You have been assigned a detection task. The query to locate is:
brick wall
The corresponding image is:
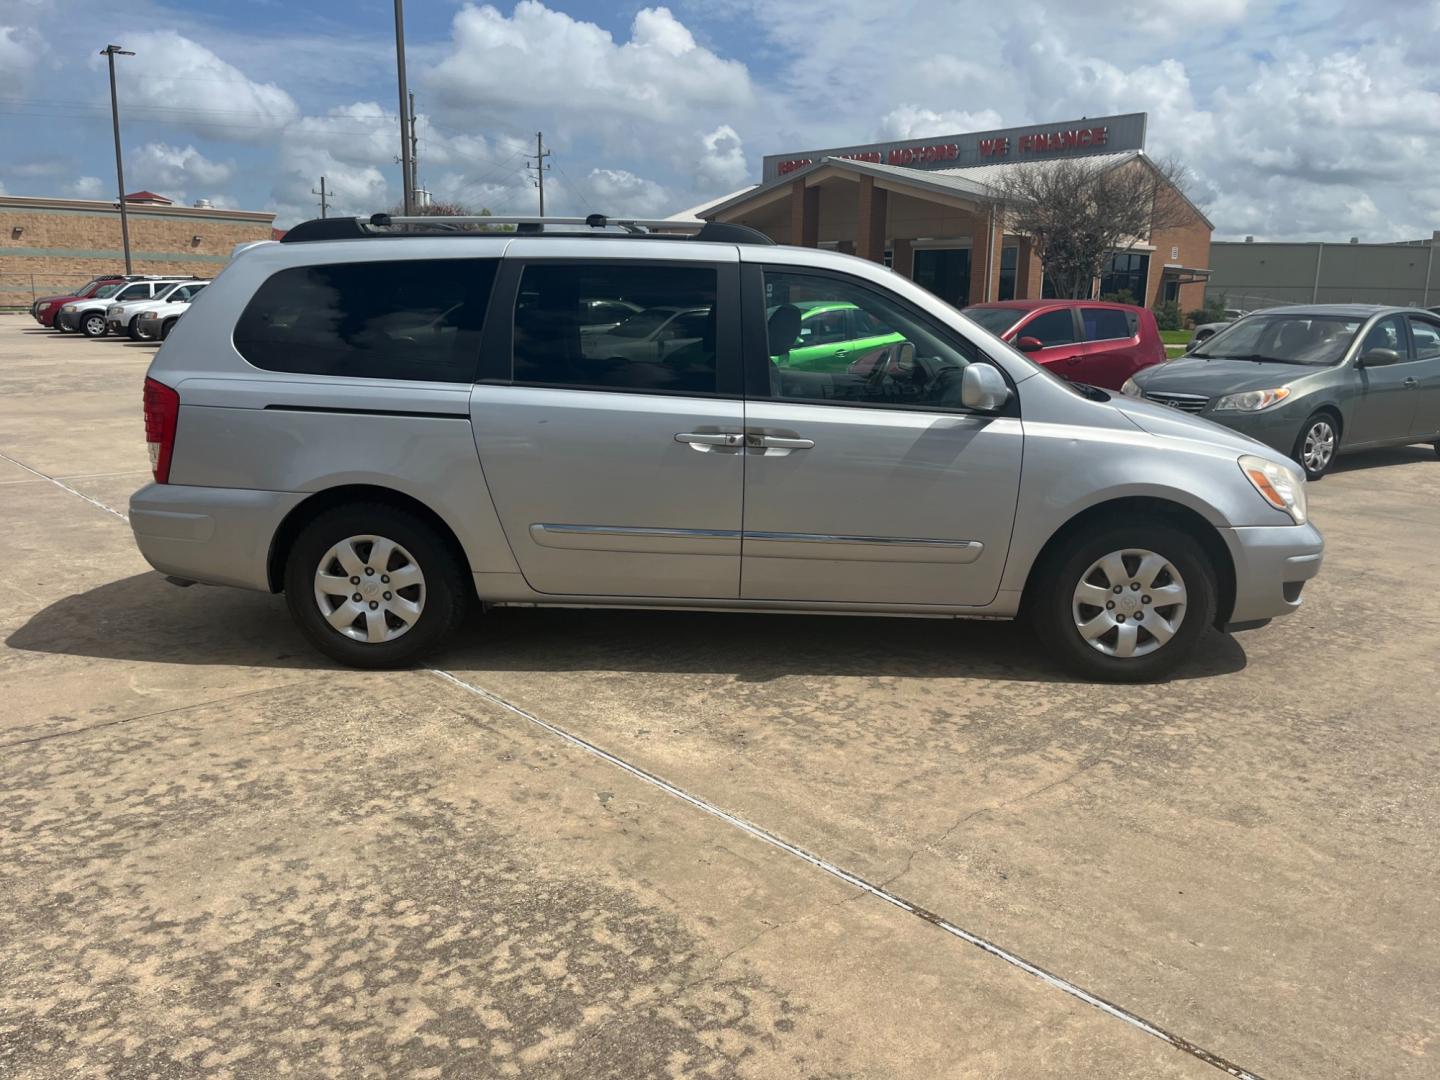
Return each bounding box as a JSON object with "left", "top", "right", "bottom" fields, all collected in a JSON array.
[
  {"left": 1147, "top": 201, "right": 1213, "bottom": 314},
  {"left": 1, "top": 196, "right": 274, "bottom": 308}
]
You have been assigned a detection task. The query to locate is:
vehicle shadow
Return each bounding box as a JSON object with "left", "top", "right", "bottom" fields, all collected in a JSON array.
[
  {"left": 1329, "top": 444, "right": 1436, "bottom": 474},
  {"left": 7, "top": 571, "right": 1248, "bottom": 684}
]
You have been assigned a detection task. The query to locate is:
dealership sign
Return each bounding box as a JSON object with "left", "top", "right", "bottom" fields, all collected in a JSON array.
[{"left": 762, "top": 113, "right": 1145, "bottom": 182}]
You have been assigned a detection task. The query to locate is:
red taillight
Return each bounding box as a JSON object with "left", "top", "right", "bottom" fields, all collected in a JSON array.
[{"left": 143, "top": 377, "right": 180, "bottom": 483}]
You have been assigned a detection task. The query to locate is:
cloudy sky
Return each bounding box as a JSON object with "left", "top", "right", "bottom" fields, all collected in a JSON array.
[{"left": 1, "top": 0, "right": 1437, "bottom": 238}]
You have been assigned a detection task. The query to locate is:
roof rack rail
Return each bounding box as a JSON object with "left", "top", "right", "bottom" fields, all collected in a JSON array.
[{"left": 280, "top": 213, "right": 774, "bottom": 246}]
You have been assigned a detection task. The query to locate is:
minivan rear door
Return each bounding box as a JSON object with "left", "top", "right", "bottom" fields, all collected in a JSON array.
[{"left": 470, "top": 243, "right": 744, "bottom": 598}]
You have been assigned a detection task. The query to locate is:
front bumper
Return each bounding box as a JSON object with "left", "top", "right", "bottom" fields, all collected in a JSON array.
[
  {"left": 107, "top": 319, "right": 126, "bottom": 335},
  {"left": 130, "top": 483, "right": 307, "bottom": 592},
  {"left": 1220, "top": 521, "right": 1324, "bottom": 624}
]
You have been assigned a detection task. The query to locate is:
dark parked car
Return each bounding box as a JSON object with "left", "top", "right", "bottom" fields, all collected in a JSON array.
[
  {"left": 963, "top": 299, "right": 1167, "bottom": 390},
  {"left": 1123, "top": 304, "right": 1440, "bottom": 479}
]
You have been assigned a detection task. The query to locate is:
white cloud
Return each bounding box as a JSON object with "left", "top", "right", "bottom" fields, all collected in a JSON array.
[
  {"left": 428, "top": 2, "right": 752, "bottom": 121},
  {"left": 0, "top": 25, "right": 42, "bottom": 96},
  {"left": 579, "top": 168, "right": 672, "bottom": 217},
  {"left": 879, "top": 106, "right": 1005, "bottom": 140},
  {"left": 114, "top": 31, "right": 299, "bottom": 141},
  {"left": 697, "top": 125, "right": 748, "bottom": 189},
  {"left": 65, "top": 176, "right": 104, "bottom": 198},
  {"left": 130, "top": 144, "right": 234, "bottom": 193}
]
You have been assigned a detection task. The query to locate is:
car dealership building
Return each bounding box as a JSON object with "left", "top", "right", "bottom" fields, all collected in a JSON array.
[{"left": 692, "top": 112, "right": 1213, "bottom": 312}]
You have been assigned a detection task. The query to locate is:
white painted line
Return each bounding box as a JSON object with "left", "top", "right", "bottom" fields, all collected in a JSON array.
[
  {"left": 430, "top": 668, "right": 1268, "bottom": 1080},
  {"left": 0, "top": 450, "right": 130, "bottom": 521}
]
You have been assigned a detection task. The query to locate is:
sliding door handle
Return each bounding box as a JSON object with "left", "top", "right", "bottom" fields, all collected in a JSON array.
[{"left": 676, "top": 431, "right": 742, "bottom": 452}]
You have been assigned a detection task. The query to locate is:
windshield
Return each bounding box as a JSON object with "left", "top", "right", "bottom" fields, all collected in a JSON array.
[
  {"left": 1192, "top": 314, "right": 1362, "bottom": 365},
  {"left": 93, "top": 284, "right": 123, "bottom": 298},
  {"left": 962, "top": 306, "right": 1022, "bottom": 336}
]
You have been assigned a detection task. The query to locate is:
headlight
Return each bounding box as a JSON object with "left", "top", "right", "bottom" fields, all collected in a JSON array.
[
  {"left": 61, "top": 304, "right": 75, "bottom": 313},
  {"left": 1120, "top": 378, "right": 1141, "bottom": 397},
  {"left": 1239, "top": 454, "right": 1307, "bottom": 524},
  {"left": 1214, "top": 387, "right": 1291, "bottom": 412},
  {"left": 38, "top": 302, "right": 51, "bottom": 312}
]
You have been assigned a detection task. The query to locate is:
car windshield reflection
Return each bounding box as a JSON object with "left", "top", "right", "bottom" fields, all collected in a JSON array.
[{"left": 1192, "top": 314, "right": 1362, "bottom": 365}]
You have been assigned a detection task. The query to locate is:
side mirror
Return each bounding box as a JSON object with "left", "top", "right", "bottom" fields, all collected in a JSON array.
[
  {"left": 961, "top": 364, "right": 1011, "bottom": 412},
  {"left": 1359, "top": 347, "right": 1400, "bottom": 368},
  {"left": 1015, "top": 335, "right": 1043, "bottom": 353}
]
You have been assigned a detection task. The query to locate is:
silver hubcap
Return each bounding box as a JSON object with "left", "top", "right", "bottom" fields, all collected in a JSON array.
[
  {"left": 313, "top": 534, "right": 426, "bottom": 644},
  {"left": 1302, "top": 421, "right": 1335, "bottom": 472},
  {"left": 1072, "top": 548, "right": 1187, "bottom": 659},
  {"left": 85, "top": 315, "right": 103, "bottom": 334}
]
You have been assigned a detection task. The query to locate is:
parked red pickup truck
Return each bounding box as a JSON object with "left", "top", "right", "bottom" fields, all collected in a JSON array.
[{"left": 962, "top": 299, "right": 1168, "bottom": 390}]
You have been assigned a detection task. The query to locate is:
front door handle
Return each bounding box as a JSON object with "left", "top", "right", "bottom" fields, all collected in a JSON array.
[
  {"left": 676, "top": 432, "right": 742, "bottom": 453},
  {"left": 1404, "top": 377, "right": 1419, "bottom": 388}
]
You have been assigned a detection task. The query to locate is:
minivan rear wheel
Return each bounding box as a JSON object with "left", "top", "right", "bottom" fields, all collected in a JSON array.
[
  {"left": 284, "top": 504, "right": 468, "bottom": 668},
  {"left": 1031, "top": 522, "right": 1217, "bottom": 683}
]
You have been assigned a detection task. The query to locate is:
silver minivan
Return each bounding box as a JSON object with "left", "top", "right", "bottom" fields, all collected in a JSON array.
[{"left": 130, "top": 215, "right": 1323, "bottom": 681}]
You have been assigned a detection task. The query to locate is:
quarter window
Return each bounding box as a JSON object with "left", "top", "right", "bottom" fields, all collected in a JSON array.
[
  {"left": 116, "top": 283, "right": 149, "bottom": 300},
  {"left": 512, "top": 264, "right": 718, "bottom": 394},
  {"left": 1022, "top": 309, "right": 1077, "bottom": 347},
  {"left": 233, "top": 259, "right": 496, "bottom": 382},
  {"left": 1407, "top": 317, "right": 1440, "bottom": 360},
  {"left": 1081, "top": 307, "right": 1133, "bottom": 342},
  {"left": 762, "top": 271, "right": 983, "bottom": 410}
]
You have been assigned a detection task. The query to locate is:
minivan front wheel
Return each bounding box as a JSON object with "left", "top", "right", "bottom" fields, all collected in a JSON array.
[
  {"left": 80, "top": 312, "right": 107, "bottom": 337},
  {"left": 284, "top": 504, "right": 468, "bottom": 668},
  {"left": 1033, "top": 523, "right": 1217, "bottom": 682}
]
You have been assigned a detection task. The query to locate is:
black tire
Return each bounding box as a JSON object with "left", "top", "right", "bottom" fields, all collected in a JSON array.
[
  {"left": 284, "top": 503, "right": 469, "bottom": 669},
  {"left": 54, "top": 319, "right": 73, "bottom": 333},
  {"left": 80, "top": 311, "right": 107, "bottom": 337},
  {"left": 160, "top": 318, "right": 177, "bottom": 340},
  {"left": 1292, "top": 411, "right": 1340, "bottom": 481},
  {"left": 1030, "top": 521, "right": 1218, "bottom": 683},
  {"left": 127, "top": 317, "right": 149, "bottom": 341}
]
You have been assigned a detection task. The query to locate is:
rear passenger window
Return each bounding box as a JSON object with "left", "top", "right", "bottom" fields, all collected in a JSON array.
[
  {"left": 1024, "top": 309, "right": 1076, "bottom": 347},
  {"left": 513, "top": 264, "right": 718, "bottom": 394},
  {"left": 1082, "top": 308, "right": 1133, "bottom": 341},
  {"left": 1408, "top": 317, "right": 1440, "bottom": 360},
  {"left": 233, "top": 259, "right": 497, "bottom": 383}
]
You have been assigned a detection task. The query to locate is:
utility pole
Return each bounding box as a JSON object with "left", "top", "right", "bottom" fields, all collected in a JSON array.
[
  {"left": 408, "top": 91, "right": 420, "bottom": 204},
  {"left": 311, "top": 176, "right": 330, "bottom": 218},
  {"left": 392, "top": 0, "right": 414, "bottom": 215},
  {"left": 527, "top": 132, "right": 551, "bottom": 215},
  {"left": 100, "top": 44, "right": 135, "bottom": 274}
]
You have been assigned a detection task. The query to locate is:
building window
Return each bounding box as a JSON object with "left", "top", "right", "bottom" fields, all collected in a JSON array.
[
  {"left": 997, "top": 246, "right": 1019, "bottom": 301},
  {"left": 1099, "top": 252, "right": 1149, "bottom": 305}
]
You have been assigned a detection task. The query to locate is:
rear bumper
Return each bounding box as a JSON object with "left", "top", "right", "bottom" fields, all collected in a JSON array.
[
  {"left": 129, "top": 483, "right": 306, "bottom": 592},
  {"left": 1220, "top": 521, "right": 1324, "bottom": 624}
]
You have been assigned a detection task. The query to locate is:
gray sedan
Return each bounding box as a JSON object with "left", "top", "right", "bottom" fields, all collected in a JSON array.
[{"left": 1123, "top": 304, "right": 1440, "bottom": 479}]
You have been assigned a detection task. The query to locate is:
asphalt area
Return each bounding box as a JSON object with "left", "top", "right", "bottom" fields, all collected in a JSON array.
[{"left": 1, "top": 316, "right": 1436, "bottom": 1078}]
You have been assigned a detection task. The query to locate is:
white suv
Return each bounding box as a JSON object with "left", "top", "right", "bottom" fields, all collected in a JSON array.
[
  {"left": 60, "top": 279, "right": 186, "bottom": 337},
  {"left": 108, "top": 280, "right": 209, "bottom": 340}
]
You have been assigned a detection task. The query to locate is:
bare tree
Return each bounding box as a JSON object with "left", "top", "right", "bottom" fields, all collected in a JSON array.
[
  {"left": 383, "top": 200, "right": 511, "bottom": 231},
  {"left": 993, "top": 156, "right": 1196, "bottom": 300}
]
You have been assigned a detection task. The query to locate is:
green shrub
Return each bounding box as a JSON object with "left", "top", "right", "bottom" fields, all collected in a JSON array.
[{"left": 1152, "top": 301, "right": 1182, "bottom": 331}]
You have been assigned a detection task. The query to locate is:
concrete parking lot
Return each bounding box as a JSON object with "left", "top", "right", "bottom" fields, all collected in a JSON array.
[{"left": 1, "top": 315, "right": 1436, "bottom": 1079}]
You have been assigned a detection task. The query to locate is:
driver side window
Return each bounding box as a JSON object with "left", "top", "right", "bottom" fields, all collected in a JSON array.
[{"left": 763, "top": 270, "right": 980, "bottom": 409}]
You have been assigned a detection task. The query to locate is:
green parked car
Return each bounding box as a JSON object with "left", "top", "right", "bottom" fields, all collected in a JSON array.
[{"left": 769, "top": 300, "right": 906, "bottom": 371}]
